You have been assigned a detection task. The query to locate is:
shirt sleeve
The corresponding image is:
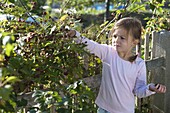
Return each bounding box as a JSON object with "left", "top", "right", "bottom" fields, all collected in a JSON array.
[
  {"left": 133, "top": 61, "right": 156, "bottom": 98},
  {"left": 74, "top": 31, "right": 110, "bottom": 61}
]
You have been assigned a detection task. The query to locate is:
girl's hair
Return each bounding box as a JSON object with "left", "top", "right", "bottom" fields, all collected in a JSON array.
[{"left": 109, "top": 17, "right": 142, "bottom": 62}]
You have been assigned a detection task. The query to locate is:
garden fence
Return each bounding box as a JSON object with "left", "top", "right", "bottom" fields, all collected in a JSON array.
[{"left": 144, "top": 30, "right": 170, "bottom": 113}]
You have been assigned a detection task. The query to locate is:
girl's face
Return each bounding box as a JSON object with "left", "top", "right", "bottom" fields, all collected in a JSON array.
[{"left": 112, "top": 28, "right": 138, "bottom": 56}]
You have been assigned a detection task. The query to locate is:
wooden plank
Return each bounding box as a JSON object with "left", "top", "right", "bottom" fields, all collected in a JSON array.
[
  {"left": 151, "top": 31, "right": 157, "bottom": 59},
  {"left": 163, "top": 31, "right": 170, "bottom": 113},
  {"left": 152, "top": 105, "right": 165, "bottom": 113},
  {"left": 139, "top": 34, "right": 150, "bottom": 112},
  {"left": 145, "top": 57, "right": 165, "bottom": 70},
  {"left": 144, "top": 33, "right": 150, "bottom": 60}
]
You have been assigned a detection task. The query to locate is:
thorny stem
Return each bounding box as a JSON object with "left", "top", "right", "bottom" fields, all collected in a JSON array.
[
  {"left": 60, "top": 0, "right": 70, "bottom": 15},
  {"left": 96, "top": 17, "right": 116, "bottom": 39}
]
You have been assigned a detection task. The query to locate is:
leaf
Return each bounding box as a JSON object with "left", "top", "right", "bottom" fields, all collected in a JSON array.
[
  {"left": 57, "top": 108, "right": 70, "bottom": 113},
  {"left": 0, "top": 54, "right": 4, "bottom": 62},
  {"left": 45, "top": 41, "right": 52, "bottom": 47},
  {"left": 3, "top": 76, "right": 20, "bottom": 85},
  {"left": 5, "top": 43, "right": 13, "bottom": 56},
  {"left": 156, "top": 0, "right": 162, "bottom": 3},
  {"left": 0, "top": 87, "right": 11, "bottom": 100},
  {"left": 70, "top": 89, "right": 77, "bottom": 94},
  {"left": 60, "top": 15, "right": 68, "bottom": 21},
  {"left": 32, "top": 90, "right": 44, "bottom": 98},
  {"left": 157, "top": 7, "right": 163, "bottom": 13},
  {"left": 149, "top": 3, "right": 156, "bottom": 11},
  {"left": 50, "top": 26, "right": 56, "bottom": 34},
  {"left": 96, "top": 57, "right": 101, "bottom": 64},
  {"left": 100, "top": 21, "right": 109, "bottom": 28},
  {"left": 9, "top": 0, "right": 15, "bottom": 3},
  {"left": 1, "top": 100, "right": 15, "bottom": 112},
  {"left": 17, "top": 98, "right": 28, "bottom": 107}
]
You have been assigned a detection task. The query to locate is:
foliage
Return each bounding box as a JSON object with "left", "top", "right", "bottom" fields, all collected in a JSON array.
[
  {"left": 0, "top": 0, "right": 100, "bottom": 112},
  {"left": 144, "top": 0, "right": 170, "bottom": 32},
  {"left": 29, "top": 80, "right": 96, "bottom": 113},
  {"left": 0, "top": 0, "right": 169, "bottom": 112}
]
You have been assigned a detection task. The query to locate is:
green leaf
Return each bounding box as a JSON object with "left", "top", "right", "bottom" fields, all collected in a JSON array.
[
  {"left": 5, "top": 43, "right": 13, "bottom": 56},
  {"left": 57, "top": 108, "right": 70, "bottom": 113},
  {"left": 156, "top": 0, "right": 162, "bottom": 3},
  {"left": 100, "top": 21, "right": 109, "bottom": 28},
  {"left": 17, "top": 98, "right": 28, "bottom": 107},
  {"left": 70, "top": 89, "right": 77, "bottom": 94},
  {"left": 3, "top": 76, "right": 20, "bottom": 85},
  {"left": 9, "top": 0, "right": 15, "bottom": 3},
  {"left": 157, "top": 7, "right": 163, "bottom": 13},
  {"left": 3, "top": 101, "right": 15, "bottom": 112},
  {"left": 45, "top": 41, "right": 53, "bottom": 47},
  {"left": 2, "top": 32, "right": 11, "bottom": 37},
  {"left": 149, "top": 3, "right": 156, "bottom": 11},
  {"left": 0, "top": 87, "right": 11, "bottom": 100},
  {"left": 32, "top": 90, "right": 44, "bottom": 98},
  {"left": 60, "top": 15, "right": 68, "bottom": 21}
]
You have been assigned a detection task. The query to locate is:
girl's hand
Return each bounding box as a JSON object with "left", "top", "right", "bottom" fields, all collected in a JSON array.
[
  {"left": 60, "top": 26, "right": 76, "bottom": 38},
  {"left": 149, "top": 83, "right": 166, "bottom": 93},
  {"left": 66, "top": 30, "right": 76, "bottom": 38}
]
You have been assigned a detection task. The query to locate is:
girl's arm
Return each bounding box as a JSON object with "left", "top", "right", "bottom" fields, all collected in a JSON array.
[{"left": 67, "top": 30, "right": 110, "bottom": 61}]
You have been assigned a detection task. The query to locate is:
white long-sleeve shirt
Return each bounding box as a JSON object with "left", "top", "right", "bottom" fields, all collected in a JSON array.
[{"left": 75, "top": 32, "right": 155, "bottom": 113}]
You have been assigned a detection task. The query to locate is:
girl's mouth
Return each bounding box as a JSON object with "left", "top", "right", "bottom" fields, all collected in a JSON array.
[{"left": 114, "top": 44, "right": 120, "bottom": 47}]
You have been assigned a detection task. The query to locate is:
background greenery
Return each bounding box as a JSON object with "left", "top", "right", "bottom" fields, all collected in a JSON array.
[{"left": 0, "top": 0, "right": 169, "bottom": 112}]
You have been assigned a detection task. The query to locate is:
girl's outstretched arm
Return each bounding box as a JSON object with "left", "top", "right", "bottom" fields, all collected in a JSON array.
[{"left": 66, "top": 29, "right": 112, "bottom": 61}]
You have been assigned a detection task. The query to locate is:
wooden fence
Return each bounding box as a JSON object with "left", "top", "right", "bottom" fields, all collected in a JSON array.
[
  {"left": 145, "top": 30, "right": 170, "bottom": 113},
  {"left": 84, "top": 30, "right": 170, "bottom": 113}
]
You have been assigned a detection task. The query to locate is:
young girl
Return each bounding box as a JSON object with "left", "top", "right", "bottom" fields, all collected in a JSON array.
[{"left": 67, "top": 17, "right": 166, "bottom": 113}]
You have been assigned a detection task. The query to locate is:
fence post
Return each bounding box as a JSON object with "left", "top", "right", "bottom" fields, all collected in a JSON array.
[
  {"left": 151, "top": 31, "right": 157, "bottom": 59},
  {"left": 144, "top": 33, "right": 150, "bottom": 60},
  {"left": 150, "top": 31, "right": 165, "bottom": 113},
  {"left": 150, "top": 30, "right": 170, "bottom": 113},
  {"left": 161, "top": 31, "right": 170, "bottom": 113}
]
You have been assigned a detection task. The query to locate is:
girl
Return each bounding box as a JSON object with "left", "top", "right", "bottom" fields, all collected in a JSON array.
[{"left": 67, "top": 17, "right": 166, "bottom": 113}]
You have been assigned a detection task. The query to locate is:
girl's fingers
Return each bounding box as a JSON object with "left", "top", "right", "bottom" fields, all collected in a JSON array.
[
  {"left": 155, "top": 84, "right": 160, "bottom": 89},
  {"left": 66, "top": 30, "right": 76, "bottom": 38},
  {"left": 161, "top": 85, "right": 166, "bottom": 93},
  {"left": 156, "top": 84, "right": 166, "bottom": 93}
]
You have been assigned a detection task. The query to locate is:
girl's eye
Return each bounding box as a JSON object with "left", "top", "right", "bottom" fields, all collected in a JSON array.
[
  {"left": 113, "top": 35, "right": 125, "bottom": 40},
  {"left": 113, "top": 35, "right": 117, "bottom": 38},
  {"left": 120, "top": 36, "right": 125, "bottom": 39}
]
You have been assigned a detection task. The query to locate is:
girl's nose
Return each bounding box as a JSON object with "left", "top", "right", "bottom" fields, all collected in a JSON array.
[
  {"left": 113, "top": 36, "right": 119, "bottom": 43},
  {"left": 112, "top": 36, "right": 119, "bottom": 45}
]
